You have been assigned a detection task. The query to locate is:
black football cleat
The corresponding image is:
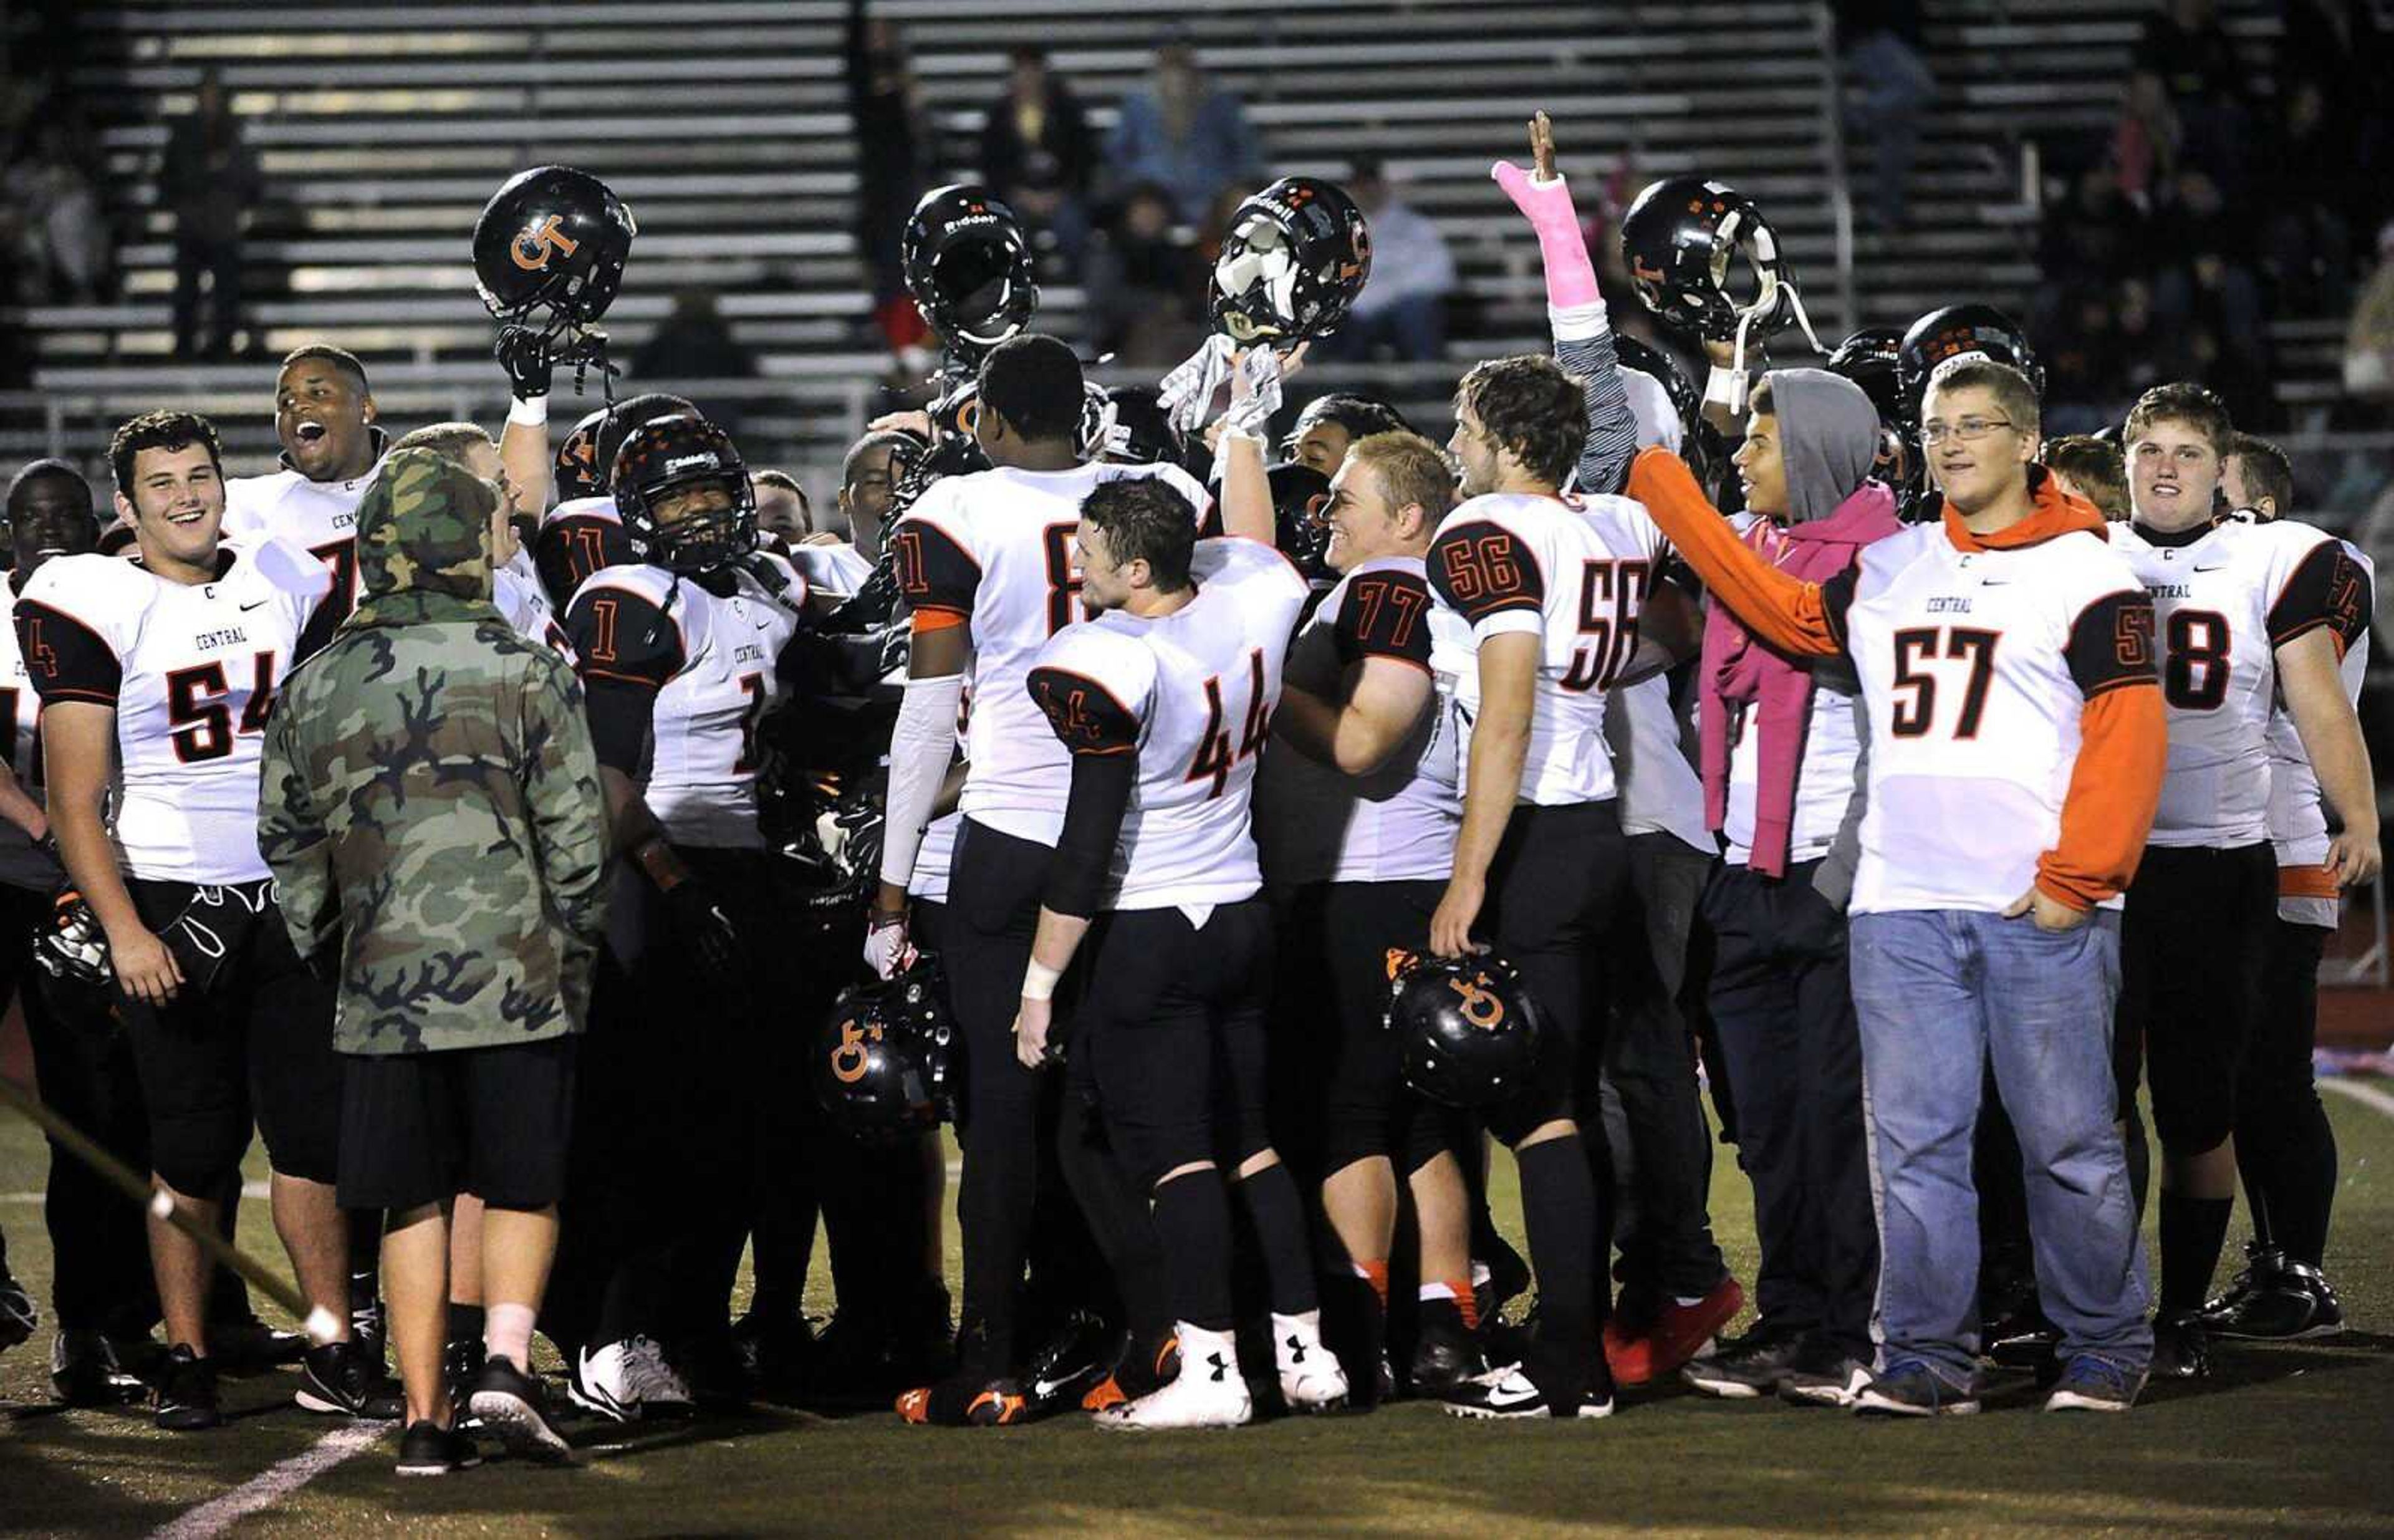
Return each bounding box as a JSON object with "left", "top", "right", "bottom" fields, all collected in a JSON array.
[
  {"left": 154, "top": 1344, "right": 224, "bottom": 1431},
  {"left": 466, "top": 1355, "right": 572, "bottom": 1465},
  {"left": 895, "top": 1373, "right": 1031, "bottom": 1427},
  {"left": 2151, "top": 1313, "right": 2213, "bottom": 1380},
  {"left": 1408, "top": 1314, "right": 1488, "bottom": 1396},
  {"left": 394, "top": 1419, "right": 483, "bottom": 1477},
  {"left": 206, "top": 1311, "right": 306, "bottom": 1370},
  {"left": 297, "top": 1340, "right": 405, "bottom": 1419},
  {"left": 51, "top": 1329, "right": 146, "bottom": 1407},
  {"left": 2198, "top": 1257, "right": 2344, "bottom": 1340},
  {"left": 1024, "top": 1309, "right": 1113, "bottom": 1414}
]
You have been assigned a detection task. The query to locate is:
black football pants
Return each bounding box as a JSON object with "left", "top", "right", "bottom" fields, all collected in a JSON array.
[
  {"left": 1594, "top": 832, "right": 1731, "bottom": 1316},
  {"left": 2236, "top": 918, "right": 2339, "bottom": 1266}
]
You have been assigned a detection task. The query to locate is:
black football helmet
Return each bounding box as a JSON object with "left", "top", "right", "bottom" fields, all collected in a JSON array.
[
  {"left": 554, "top": 403, "right": 614, "bottom": 501},
  {"left": 1613, "top": 334, "right": 1729, "bottom": 498},
  {"left": 1824, "top": 326, "right": 1915, "bottom": 487},
  {"left": 473, "top": 166, "right": 637, "bottom": 344},
  {"left": 813, "top": 957, "right": 959, "bottom": 1144},
  {"left": 1620, "top": 176, "right": 1799, "bottom": 345},
  {"left": 1094, "top": 384, "right": 1190, "bottom": 468},
  {"left": 610, "top": 415, "right": 757, "bottom": 573},
  {"left": 1267, "top": 461, "right": 1335, "bottom": 583},
  {"left": 1384, "top": 949, "right": 1543, "bottom": 1109},
  {"left": 1897, "top": 304, "right": 2044, "bottom": 421},
  {"left": 903, "top": 185, "right": 1040, "bottom": 363},
  {"left": 1210, "top": 177, "right": 1373, "bottom": 345}
]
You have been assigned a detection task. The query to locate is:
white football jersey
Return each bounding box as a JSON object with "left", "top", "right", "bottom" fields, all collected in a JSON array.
[
  {"left": 787, "top": 541, "right": 875, "bottom": 597},
  {"left": 494, "top": 549, "right": 570, "bottom": 657},
  {"left": 0, "top": 574, "right": 39, "bottom": 790},
  {"left": 564, "top": 554, "right": 807, "bottom": 850},
  {"left": 1427, "top": 491, "right": 1673, "bottom": 806},
  {"left": 1834, "top": 521, "right": 2155, "bottom": 914},
  {"left": 909, "top": 810, "right": 962, "bottom": 905},
  {"left": 16, "top": 539, "right": 331, "bottom": 883},
  {"left": 1028, "top": 538, "right": 1310, "bottom": 911},
  {"left": 892, "top": 459, "right": 1213, "bottom": 848},
  {"left": 1605, "top": 673, "right": 1711, "bottom": 852},
  {"left": 2113, "top": 517, "right": 2361, "bottom": 848},
  {"left": 223, "top": 445, "right": 388, "bottom": 622},
  {"left": 1723, "top": 681, "right": 1866, "bottom": 869},
  {"left": 1254, "top": 555, "right": 1470, "bottom": 886},
  {"left": 2265, "top": 539, "right": 2373, "bottom": 924}
]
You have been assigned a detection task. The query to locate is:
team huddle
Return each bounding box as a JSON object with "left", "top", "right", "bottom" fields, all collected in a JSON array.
[{"left": 0, "top": 112, "right": 2376, "bottom": 1474}]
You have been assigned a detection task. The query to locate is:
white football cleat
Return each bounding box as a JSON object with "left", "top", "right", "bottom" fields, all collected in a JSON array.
[
  {"left": 1272, "top": 1311, "right": 1349, "bottom": 1414},
  {"left": 570, "top": 1341, "right": 640, "bottom": 1423},
  {"left": 1095, "top": 1324, "right": 1251, "bottom": 1431}
]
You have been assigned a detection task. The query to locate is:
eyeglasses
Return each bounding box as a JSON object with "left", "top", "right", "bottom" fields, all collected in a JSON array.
[{"left": 1920, "top": 416, "right": 2016, "bottom": 447}]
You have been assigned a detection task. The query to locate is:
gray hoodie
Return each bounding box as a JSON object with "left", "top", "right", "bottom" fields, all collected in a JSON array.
[{"left": 1764, "top": 367, "right": 1880, "bottom": 524}]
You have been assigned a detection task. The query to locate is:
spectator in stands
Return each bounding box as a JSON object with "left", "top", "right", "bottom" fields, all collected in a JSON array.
[
  {"left": 2041, "top": 166, "right": 2145, "bottom": 292},
  {"left": 1833, "top": 0, "right": 1933, "bottom": 232},
  {"left": 6, "top": 120, "right": 112, "bottom": 303},
  {"left": 2343, "top": 221, "right": 2394, "bottom": 401},
  {"left": 1105, "top": 32, "right": 1264, "bottom": 227},
  {"left": 2151, "top": 170, "right": 2266, "bottom": 382},
  {"left": 846, "top": 0, "right": 933, "bottom": 357},
  {"left": 161, "top": 67, "right": 259, "bottom": 360},
  {"left": 1317, "top": 157, "right": 1454, "bottom": 363},
  {"left": 2111, "top": 69, "right": 2180, "bottom": 210},
  {"left": 2260, "top": 78, "right": 2357, "bottom": 317},
  {"left": 2042, "top": 435, "right": 2131, "bottom": 521},
  {"left": 2141, "top": 0, "right": 2243, "bottom": 105},
  {"left": 631, "top": 292, "right": 759, "bottom": 434},
  {"left": 1084, "top": 181, "right": 1206, "bottom": 368},
  {"left": 979, "top": 46, "right": 1095, "bottom": 277}
]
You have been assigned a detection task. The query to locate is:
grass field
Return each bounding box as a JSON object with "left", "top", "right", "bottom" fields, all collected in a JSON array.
[{"left": 3, "top": 1087, "right": 2393, "bottom": 1538}]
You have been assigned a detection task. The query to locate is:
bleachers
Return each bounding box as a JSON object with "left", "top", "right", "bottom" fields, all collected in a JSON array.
[
  {"left": 0, "top": 0, "right": 2328, "bottom": 491},
  {"left": 1, "top": 0, "right": 1859, "bottom": 486}
]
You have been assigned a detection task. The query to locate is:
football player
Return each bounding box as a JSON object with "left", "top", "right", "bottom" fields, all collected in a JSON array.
[
  {"left": 2109, "top": 387, "right": 2377, "bottom": 1375},
  {"left": 1280, "top": 393, "right": 1411, "bottom": 476},
  {"left": 17, "top": 411, "right": 393, "bottom": 1430},
  {"left": 1633, "top": 359, "right": 2164, "bottom": 1415},
  {"left": 753, "top": 469, "right": 814, "bottom": 547},
  {"left": 1259, "top": 430, "right": 1484, "bottom": 1400},
  {"left": 2044, "top": 435, "right": 2130, "bottom": 522},
  {"left": 532, "top": 392, "right": 697, "bottom": 612},
  {"left": 1423, "top": 352, "right": 1700, "bottom": 1420},
  {"left": 388, "top": 423, "right": 567, "bottom": 654},
  {"left": 2199, "top": 435, "right": 2372, "bottom": 1339},
  {"left": 557, "top": 413, "right": 810, "bottom": 1419},
  {"left": 1014, "top": 477, "right": 1329, "bottom": 1428},
  {"left": 1496, "top": 113, "right": 1743, "bottom": 1391},
  {"left": 0, "top": 462, "right": 153, "bottom": 1406},
  {"left": 871, "top": 334, "right": 1260, "bottom": 1423}
]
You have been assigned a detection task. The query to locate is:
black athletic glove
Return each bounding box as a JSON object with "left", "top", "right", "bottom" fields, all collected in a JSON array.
[
  {"left": 494, "top": 324, "right": 555, "bottom": 401},
  {"left": 662, "top": 878, "right": 745, "bottom": 986},
  {"left": 34, "top": 888, "right": 110, "bottom": 989}
]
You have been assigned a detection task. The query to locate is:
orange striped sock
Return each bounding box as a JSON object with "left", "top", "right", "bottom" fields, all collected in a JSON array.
[
  {"left": 1352, "top": 1259, "right": 1390, "bottom": 1311},
  {"left": 1444, "top": 1279, "right": 1480, "bottom": 1331}
]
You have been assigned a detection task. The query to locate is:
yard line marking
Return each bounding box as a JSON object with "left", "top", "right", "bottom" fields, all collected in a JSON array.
[
  {"left": 2320, "top": 1076, "right": 2394, "bottom": 1121},
  {"left": 150, "top": 1423, "right": 380, "bottom": 1540}
]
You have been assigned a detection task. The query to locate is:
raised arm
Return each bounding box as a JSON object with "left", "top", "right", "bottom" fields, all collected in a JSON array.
[{"left": 1627, "top": 446, "right": 1842, "bottom": 658}]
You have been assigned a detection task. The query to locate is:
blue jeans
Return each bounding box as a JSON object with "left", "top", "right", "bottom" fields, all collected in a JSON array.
[{"left": 1850, "top": 910, "right": 2151, "bottom": 1388}]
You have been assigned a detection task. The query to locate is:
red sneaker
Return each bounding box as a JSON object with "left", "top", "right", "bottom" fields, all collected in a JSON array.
[
  {"left": 1645, "top": 1277, "right": 1746, "bottom": 1380},
  {"left": 1602, "top": 1315, "right": 1657, "bottom": 1387}
]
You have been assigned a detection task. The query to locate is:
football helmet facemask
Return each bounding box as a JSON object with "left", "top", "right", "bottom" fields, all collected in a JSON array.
[
  {"left": 609, "top": 415, "right": 758, "bottom": 574},
  {"left": 1210, "top": 177, "right": 1373, "bottom": 345},
  {"left": 1385, "top": 949, "right": 1544, "bottom": 1109},
  {"left": 903, "top": 185, "right": 1040, "bottom": 364},
  {"left": 473, "top": 166, "right": 637, "bottom": 345}
]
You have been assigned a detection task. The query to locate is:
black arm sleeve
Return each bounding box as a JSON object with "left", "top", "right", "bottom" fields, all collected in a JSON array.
[
  {"left": 2065, "top": 589, "right": 2160, "bottom": 698},
  {"left": 1043, "top": 750, "right": 1135, "bottom": 919},
  {"left": 15, "top": 600, "right": 122, "bottom": 706},
  {"left": 581, "top": 676, "right": 658, "bottom": 775}
]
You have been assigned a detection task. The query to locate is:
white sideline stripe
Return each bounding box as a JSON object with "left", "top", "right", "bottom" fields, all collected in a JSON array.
[
  {"left": 2319, "top": 1077, "right": 2394, "bottom": 1120},
  {"left": 150, "top": 1423, "right": 382, "bottom": 1540}
]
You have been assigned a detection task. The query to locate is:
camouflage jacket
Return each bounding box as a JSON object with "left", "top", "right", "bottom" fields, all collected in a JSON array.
[{"left": 259, "top": 448, "right": 612, "bottom": 1055}]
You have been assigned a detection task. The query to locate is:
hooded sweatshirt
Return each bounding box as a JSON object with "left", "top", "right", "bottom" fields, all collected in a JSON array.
[
  {"left": 258, "top": 448, "right": 613, "bottom": 1054},
  {"left": 1695, "top": 370, "right": 1900, "bottom": 888}
]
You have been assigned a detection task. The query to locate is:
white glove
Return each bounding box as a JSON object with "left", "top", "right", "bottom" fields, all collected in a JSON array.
[{"left": 863, "top": 912, "right": 916, "bottom": 981}]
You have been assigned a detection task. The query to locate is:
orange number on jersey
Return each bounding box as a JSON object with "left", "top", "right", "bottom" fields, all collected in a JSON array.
[{"left": 586, "top": 597, "right": 620, "bottom": 664}]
